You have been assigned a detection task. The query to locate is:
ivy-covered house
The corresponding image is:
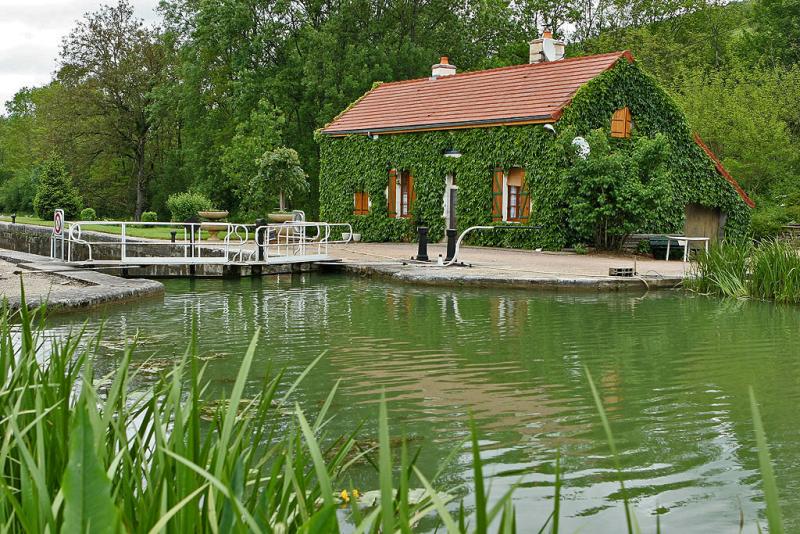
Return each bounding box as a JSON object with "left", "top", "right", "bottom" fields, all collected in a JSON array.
[{"left": 317, "top": 33, "right": 753, "bottom": 249}]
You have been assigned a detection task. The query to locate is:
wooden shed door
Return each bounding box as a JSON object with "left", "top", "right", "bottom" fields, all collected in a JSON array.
[{"left": 684, "top": 203, "right": 722, "bottom": 242}]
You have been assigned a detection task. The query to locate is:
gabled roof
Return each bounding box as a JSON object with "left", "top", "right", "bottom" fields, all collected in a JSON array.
[
  {"left": 322, "top": 51, "right": 634, "bottom": 136},
  {"left": 693, "top": 134, "right": 755, "bottom": 208}
]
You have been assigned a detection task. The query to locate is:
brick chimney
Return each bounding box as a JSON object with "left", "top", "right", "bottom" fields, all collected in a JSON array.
[
  {"left": 529, "top": 30, "right": 565, "bottom": 64},
  {"left": 431, "top": 56, "right": 456, "bottom": 78}
]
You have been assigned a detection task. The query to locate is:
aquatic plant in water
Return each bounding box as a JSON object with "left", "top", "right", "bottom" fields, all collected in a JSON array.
[
  {"left": 0, "top": 286, "right": 786, "bottom": 532},
  {"left": 688, "top": 238, "right": 800, "bottom": 304}
]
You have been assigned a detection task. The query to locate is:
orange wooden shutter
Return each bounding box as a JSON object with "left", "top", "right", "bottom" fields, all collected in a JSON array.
[
  {"left": 354, "top": 192, "right": 369, "bottom": 215},
  {"left": 518, "top": 170, "right": 531, "bottom": 222},
  {"left": 611, "top": 107, "right": 631, "bottom": 138},
  {"left": 491, "top": 168, "right": 503, "bottom": 221},
  {"left": 387, "top": 169, "right": 397, "bottom": 218}
]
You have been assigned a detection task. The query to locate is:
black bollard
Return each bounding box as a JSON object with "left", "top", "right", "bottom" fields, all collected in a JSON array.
[
  {"left": 255, "top": 218, "right": 268, "bottom": 262},
  {"left": 170, "top": 230, "right": 177, "bottom": 243},
  {"left": 10, "top": 213, "right": 16, "bottom": 224},
  {"left": 445, "top": 228, "right": 457, "bottom": 262},
  {"left": 415, "top": 226, "right": 429, "bottom": 261}
]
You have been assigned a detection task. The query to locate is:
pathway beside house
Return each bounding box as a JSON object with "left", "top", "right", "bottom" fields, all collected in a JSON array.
[{"left": 323, "top": 243, "right": 687, "bottom": 290}]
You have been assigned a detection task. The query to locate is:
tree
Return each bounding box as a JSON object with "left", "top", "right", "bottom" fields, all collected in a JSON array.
[
  {"left": 33, "top": 156, "right": 83, "bottom": 220},
  {"left": 219, "top": 100, "right": 284, "bottom": 210},
  {"left": 58, "top": 0, "right": 165, "bottom": 219},
  {"left": 246, "top": 147, "right": 309, "bottom": 213},
  {"left": 564, "top": 130, "right": 673, "bottom": 250}
]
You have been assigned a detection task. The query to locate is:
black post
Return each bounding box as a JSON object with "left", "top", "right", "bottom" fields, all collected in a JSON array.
[
  {"left": 10, "top": 213, "right": 16, "bottom": 224},
  {"left": 415, "top": 226, "right": 429, "bottom": 261},
  {"left": 255, "top": 218, "right": 268, "bottom": 262},
  {"left": 170, "top": 230, "right": 177, "bottom": 243},
  {"left": 445, "top": 228, "right": 457, "bottom": 262}
]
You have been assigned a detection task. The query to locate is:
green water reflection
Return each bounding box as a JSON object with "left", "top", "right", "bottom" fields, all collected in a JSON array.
[{"left": 47, "top": 274, "right": 800, "bottom": 532}]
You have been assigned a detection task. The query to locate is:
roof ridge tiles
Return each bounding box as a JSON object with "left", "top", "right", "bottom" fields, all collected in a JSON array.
[{"left": 375, "top": 51, "right": 628, "bottom": 89}]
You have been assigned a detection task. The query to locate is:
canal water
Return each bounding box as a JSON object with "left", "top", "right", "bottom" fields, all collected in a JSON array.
[{"left": 47, "top": 273, "right": 800, "bottom": 532}]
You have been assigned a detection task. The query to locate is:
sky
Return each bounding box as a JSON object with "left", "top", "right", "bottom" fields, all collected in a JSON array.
[{"left": 0, "top": 0, "right": 161, "bottom": 112}]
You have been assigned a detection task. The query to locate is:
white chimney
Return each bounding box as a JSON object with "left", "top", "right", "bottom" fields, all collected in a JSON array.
[
  {"left": 431, "top": 56, "right": 456, "bottom": 78},
  {"left": 529, "top": 30, "right": 565, "bottom": 64}
]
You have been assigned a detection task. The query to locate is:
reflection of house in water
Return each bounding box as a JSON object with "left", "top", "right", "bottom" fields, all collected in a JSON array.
[{"left": 332, "top": 290, "right": 593, "bottom": 451}]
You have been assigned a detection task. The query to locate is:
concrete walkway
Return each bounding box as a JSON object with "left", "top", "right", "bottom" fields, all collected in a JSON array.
[
  {"left": 0, "top": 249, "right": 164, "bottom": 312},
  {"left": 323, "top": 242, "right": 687, "bottom": 290}
]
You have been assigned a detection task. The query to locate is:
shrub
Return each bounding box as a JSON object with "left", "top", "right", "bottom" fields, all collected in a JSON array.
[
  {"left": 750, "top": 204, "right": 790, "bottom": 241},
  {"left": 141, "top": 211, "right": 158, "bottom": 222},
  {"left": 80, "top": 207, "right": 96, "bottom": 221},
  {"left": 32, "top": 156, "right": 83, "bottom": 219},
  {"left": 166, "top": 191, "right": 212, "bottom": 222},
  {"left": 564, "top": 131, "right": 673, "bottom": 250}
]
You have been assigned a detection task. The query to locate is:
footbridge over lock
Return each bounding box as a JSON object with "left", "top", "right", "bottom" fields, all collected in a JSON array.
[{"left": 48, "top": 217, "right": 353, "bottom": 278}]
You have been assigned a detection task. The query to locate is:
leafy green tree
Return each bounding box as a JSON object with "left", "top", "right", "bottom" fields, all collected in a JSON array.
[
  {"left": 59, "top": 0, "right": 165, "bottom": 219},
  {"left": 750, "top": 0, "right": 800, "bottom": 67},
  {"left": 219, "top": 100, "right": 284, "bottom": 209},
  {"left": 33, "top": 156, "right": 83, "bottom": 220},
  {"left": 564, "top": 130, "right": 673, "bottom": 250},
  {"left": 246, "top": 147, "right": 309, "bottom": 213}
]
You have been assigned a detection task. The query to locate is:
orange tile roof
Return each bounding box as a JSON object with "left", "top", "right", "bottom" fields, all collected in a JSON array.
[
  {"left": 693, "top": 134, "right": 755, "bottom": 208},
  {"left": 322, "top": 51, "right": 633, "bottom": 135}
]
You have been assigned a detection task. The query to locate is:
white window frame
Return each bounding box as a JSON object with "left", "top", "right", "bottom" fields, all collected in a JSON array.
[{"left": 501, "top": 168, "right": 531, "bottom": 223}]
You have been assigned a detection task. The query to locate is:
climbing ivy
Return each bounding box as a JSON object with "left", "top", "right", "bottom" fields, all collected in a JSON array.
[{"left": 317, "top": 59, "right": 751, "bottom": 249}]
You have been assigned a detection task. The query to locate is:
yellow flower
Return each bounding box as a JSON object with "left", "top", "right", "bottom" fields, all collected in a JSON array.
[
  {"left": 352, "top": 489, "right": 360, "bottom": 499},
  {"left": 340, "top": 489, "right": 350, "bottom": 503}
]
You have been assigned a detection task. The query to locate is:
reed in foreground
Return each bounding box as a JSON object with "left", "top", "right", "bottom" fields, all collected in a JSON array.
[{"left": 0, "top": 289, "right": 788, "bottom": 532}]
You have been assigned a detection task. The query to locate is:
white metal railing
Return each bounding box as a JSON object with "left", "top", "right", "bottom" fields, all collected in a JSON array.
[
  {"left": 254, "top": 221, "right": 353, "bottom": 258},
  {"left": 52, "top": 219, "right": 352, "bottom": 265},
  {"left": 60, "top": 221, "right": 251, "bottom": 264}
]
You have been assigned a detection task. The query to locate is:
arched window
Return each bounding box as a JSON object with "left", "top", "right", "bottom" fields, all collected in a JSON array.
[{"left": 611, "top": 107, "right": 632, "bottom": 138}]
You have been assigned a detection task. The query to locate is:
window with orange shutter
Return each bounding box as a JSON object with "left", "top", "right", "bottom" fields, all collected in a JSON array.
[
  {"left": 354, "top": 191, "right": 369, "bottom": 215},
  {"left": 610, "top": 107, "right": 632, "bottom": 138}
]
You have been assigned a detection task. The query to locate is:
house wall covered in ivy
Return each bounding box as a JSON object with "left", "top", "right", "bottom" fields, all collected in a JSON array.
[{"left": 318, "top": 59, "right": 751, "bottom": 250}]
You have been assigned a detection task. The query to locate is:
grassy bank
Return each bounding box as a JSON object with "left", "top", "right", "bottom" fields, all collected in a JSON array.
[
  {"left": 687, "top": 239, "right": 800, "bottom": 304},
  {"left": 0, "top": 291, "right": 786, "bottom": 532}
]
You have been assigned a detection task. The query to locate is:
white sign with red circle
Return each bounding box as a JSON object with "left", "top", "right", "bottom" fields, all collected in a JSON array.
[{"left": 53, "top": 209, "right": 64, "bottom": 236}]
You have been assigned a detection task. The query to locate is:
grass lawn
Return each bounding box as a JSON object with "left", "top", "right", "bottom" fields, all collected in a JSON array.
[{"left": 0, "top": 214, "right": 223, "bottom": 241}]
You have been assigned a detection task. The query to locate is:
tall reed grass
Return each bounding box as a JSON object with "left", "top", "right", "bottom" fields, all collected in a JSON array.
[
  {"left": 0, "top": 287, "right": 787, "bottom": 532},
  {"left": 688, "top": 238, "right": 800, "bottom": 304}
]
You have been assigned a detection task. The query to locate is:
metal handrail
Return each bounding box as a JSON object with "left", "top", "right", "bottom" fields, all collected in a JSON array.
[
  {"left": 441, "top": 224, "right": 541, "bottom": 266},
  {"left": 254, "top": 221, "right": 353, "bottom": 258},
  {"left": 62, "top": 221, "right": 245, "bottom": 264}
]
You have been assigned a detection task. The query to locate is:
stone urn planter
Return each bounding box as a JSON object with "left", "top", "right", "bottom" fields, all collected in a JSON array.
[
  {"left": 267, "top": 212, "right": 294, "bottom": 223},
  {"left": 198, "top": 210, "right": 229, "bottom": 240}
]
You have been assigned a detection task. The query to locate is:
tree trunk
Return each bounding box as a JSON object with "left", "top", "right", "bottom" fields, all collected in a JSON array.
[{"left": 134, "top": 137, "right": 147, "bottom": 221}]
